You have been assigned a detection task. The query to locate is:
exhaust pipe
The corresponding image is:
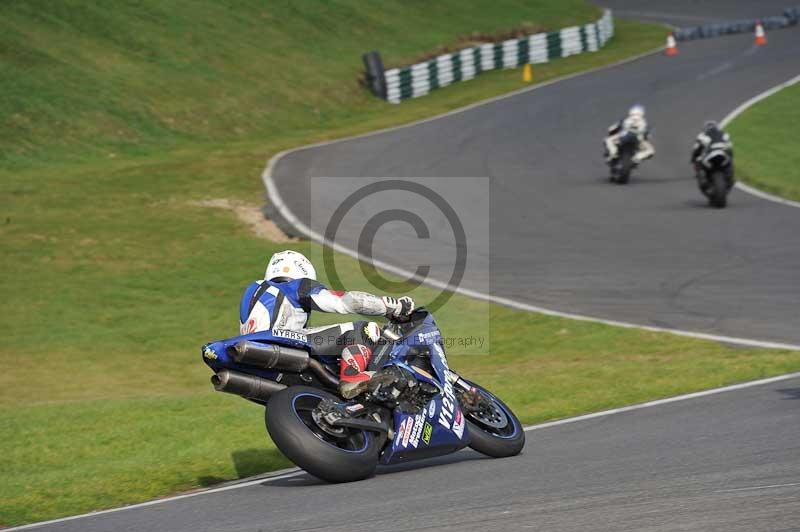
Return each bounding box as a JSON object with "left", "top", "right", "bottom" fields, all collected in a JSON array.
[
  {"left": 230, "top": 341, "right": 309, "bottom": 372},
  {"left": 211, "top": 369, "right": 286, "bottom": 401}
]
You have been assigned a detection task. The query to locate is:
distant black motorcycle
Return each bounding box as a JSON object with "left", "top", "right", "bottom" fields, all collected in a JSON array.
[
  {"left": 608, "top": 131, "right": 640, "bottom": 184},
  {"left": 695, "top": 148, "right": 734, "bottom": 208}
]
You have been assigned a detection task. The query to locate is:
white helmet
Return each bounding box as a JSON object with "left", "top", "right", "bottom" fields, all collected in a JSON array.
[
  {"left": 265, "top": 250, "right": 316, "bottom": 282},
  {"left": 628, "top": 104, "right": 645, "bottom": 118}
]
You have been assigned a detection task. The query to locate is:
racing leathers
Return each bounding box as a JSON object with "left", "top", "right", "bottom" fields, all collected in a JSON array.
[
  {"left": 691, "top": 126, "right": 733, "bottom": 168},
  {"left": 239, "top": 277, "right": 414, "bottom": 398},
  {"left": 604, "top": 114, "right": 655, "bottom": 164}
]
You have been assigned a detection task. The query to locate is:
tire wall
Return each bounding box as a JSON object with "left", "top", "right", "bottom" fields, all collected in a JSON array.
[
  {"left": 673, "top": 6, "right": 800, "bottom": 41},
  {"left": 382, "top": 10, "right": 615, "bottom": 104}
]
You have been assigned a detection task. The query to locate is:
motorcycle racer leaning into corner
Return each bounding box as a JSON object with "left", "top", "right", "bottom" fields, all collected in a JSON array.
[
  {"left": 239, "top": 250, "right": 416, "bottom": 400},
  {"left": 604, "top": 104, "right": 656, "bottom": 164}
]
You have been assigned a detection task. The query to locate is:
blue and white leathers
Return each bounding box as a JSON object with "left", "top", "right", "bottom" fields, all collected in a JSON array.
[
  {"left": 238, "top": 277, "right": 402, "bottom": 336},
  {"left": 238, "top": 279, "right": 321, "bottom": 334}
]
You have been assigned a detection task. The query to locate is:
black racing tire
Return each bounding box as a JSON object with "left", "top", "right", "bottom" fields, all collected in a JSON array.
[
  {"left": 609, "top": 164, "right": 619, "bottom": 183},
  {"left": 460, "top": 380, "right": 525, "bottom": 458},
  {"left": 709, "top": 170, "right": 728, "bottom": 208},
  {"left": 617, "top": 152, "right": 633, "bottom": 184},
  {"left": 265, "top": 386, "right": 380, "bottom": 483}
]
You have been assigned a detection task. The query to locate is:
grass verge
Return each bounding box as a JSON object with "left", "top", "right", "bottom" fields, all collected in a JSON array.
[
  {"left": 726, "top": 81, "right": 800, "bottom": 201},
  {"left": 4, "top": 2, "right": 796, "bottom": 527}
]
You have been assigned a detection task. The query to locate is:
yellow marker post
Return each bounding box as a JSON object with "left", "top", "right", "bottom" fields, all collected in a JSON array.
[{"left": 522, "top": 64, "right": 533, "bottom": 83}]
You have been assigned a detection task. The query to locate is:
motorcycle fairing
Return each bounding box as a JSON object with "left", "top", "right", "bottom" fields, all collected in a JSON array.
[
  {"left": 378, "top": 313, "right": 469, "bottom": 464},
  {"left": 702, "top": 150, "right": 731, "bottom": 168}
]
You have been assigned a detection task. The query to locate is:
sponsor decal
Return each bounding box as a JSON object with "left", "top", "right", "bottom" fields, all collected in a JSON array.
[
  {"left": 432, "top": 342, "right": 466, "bottom": 439},
  {"left": 274, "top": 304, "right": 291, "bottom": 329},
  {"left": 345, "top": 403, "right": 365, "bottom": 414},
  {"left": 422, "top": 422, "right": 433, "bottom": 445},
  {"left": 417, "top": 330, "right": 441, "bottom": 343},
  {"left": 357, "top": 344, "right": 372, "bottom": 359},
  {"left": 438, "top": 379, "right": 456, "bottom": 431},
  {"left": 202, "top": 346, "right": 217, "bottom": 360},
  {"left": 435, "top": 347, "right": 457, "bottom": 431},
  {"left": 341, "top": 353, "right": 360, "bottom": 376},
  {"left": 364, "top": 322, "right": 381, "bottom": 343},
  {"left": 294, "top": 260, "right": 309, "bottom": 276},
  {"left": 452, "top": 408, "right": 465, "bottom": 439},
  {"left": 396, "top": 417, "right": 408, "bottom": 443},
  {"left": 242, "top": 318, "right": 256, "bottom": 334},
  {"left": 272, "top": 329, "right": 307, "bottom": 343},
  {"left": 427, "top": 400, "right": 436, "bottom": 419},
  {"left": 401, "top": 417, "right": 414, "bottom": 448},
  {"left": 409, "top": 415, "right": 424, "bottom": 448}
]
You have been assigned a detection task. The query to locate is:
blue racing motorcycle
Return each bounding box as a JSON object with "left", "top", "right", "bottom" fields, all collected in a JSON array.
[{"left": 201, "top": 308, "right": 525, "bottom": 482}]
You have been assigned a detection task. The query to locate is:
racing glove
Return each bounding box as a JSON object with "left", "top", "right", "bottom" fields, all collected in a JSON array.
[{"left": 382, "top": 296, "right": 415, "bottom": 320}]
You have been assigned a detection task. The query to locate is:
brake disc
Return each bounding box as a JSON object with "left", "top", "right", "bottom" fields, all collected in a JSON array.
[
  {"left": 461, "top": 389, "right": 508, "bottom": 429},
  {"left": 311, "top": 399, "right": 349, "bottom": 438}
]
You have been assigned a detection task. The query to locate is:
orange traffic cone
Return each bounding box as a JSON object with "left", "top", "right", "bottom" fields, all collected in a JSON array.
[
  {"left": 754, "top": 21, "right": 767, "bottom": 45},
  {"left": 665, "top": 33, "right": 678, "bottom": 56}
]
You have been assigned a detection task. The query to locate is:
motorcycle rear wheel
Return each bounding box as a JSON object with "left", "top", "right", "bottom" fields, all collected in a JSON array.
[
  {"left": 265, "top": 386, "right": 380, "bottom": 482},
  {"left": 460, "top": 380, "right": 525, "bottom": 458}
]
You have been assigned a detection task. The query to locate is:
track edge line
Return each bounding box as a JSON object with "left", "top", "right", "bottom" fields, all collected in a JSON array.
[
  {"left": 721, "top": 73, "right": 800, "bottom": 209},
  {"left": 522, "top": 370, "right": 800, "bottom": 432}
]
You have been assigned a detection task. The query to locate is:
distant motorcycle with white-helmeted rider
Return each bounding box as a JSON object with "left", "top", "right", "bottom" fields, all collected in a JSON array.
[
  {"left": 691, "top": 121, "right": 734, "bottom": 208},
  {"left": 604, "top": 105, "right": 655, "bottom": 184}
]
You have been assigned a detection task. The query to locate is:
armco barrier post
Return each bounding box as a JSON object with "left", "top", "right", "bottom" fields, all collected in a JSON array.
[{"left": 362, "top": 51, "right": 387, "bottom": 99}]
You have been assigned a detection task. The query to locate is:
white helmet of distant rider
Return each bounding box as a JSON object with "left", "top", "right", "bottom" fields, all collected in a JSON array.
[
  {"left": 628, "top": 104, "right": 645, "bottom": 119},
  {"left": 265, "top": 250, "right": 317, "bottom": 282}
]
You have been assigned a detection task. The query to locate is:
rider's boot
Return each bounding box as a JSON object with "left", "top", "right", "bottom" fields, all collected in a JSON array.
[
  {"left": 338, "top": 347, "right": 417, "bottom": 400},
  {"left": 338, "top": 344, "right": 375, "bottom": 399}
]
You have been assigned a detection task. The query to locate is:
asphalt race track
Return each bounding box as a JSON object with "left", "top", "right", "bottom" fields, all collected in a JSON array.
[
  {"left": 21, "top": 3, "right": 800, "bottom": 531},
  {"left": 601, "top": 0, "right": 799, "bottom": 26},
  {"left": 23, "top": 376, "right": 800, "bottom": 532},
  {"left": 270, "top": 4, "right": 800, "bottom": 346}
]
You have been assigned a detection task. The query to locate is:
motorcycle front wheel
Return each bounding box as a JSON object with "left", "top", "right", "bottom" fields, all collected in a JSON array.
[
  {"left": 709, "top": 170, "right": 728, "bottom": 208},
  {"left": 459, "top": 380, "right": 525, "bottom": 458},
  {"left": 617, "top": 152, "right": 633, "bottom": 184},
  {"left": 265, "top": 386, "right": 381, "bottom": 482}
]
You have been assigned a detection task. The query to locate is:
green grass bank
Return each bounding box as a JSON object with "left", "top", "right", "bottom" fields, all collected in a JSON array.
[{"left": 726, "top": 81, "right": 800, "bottom": 201}]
